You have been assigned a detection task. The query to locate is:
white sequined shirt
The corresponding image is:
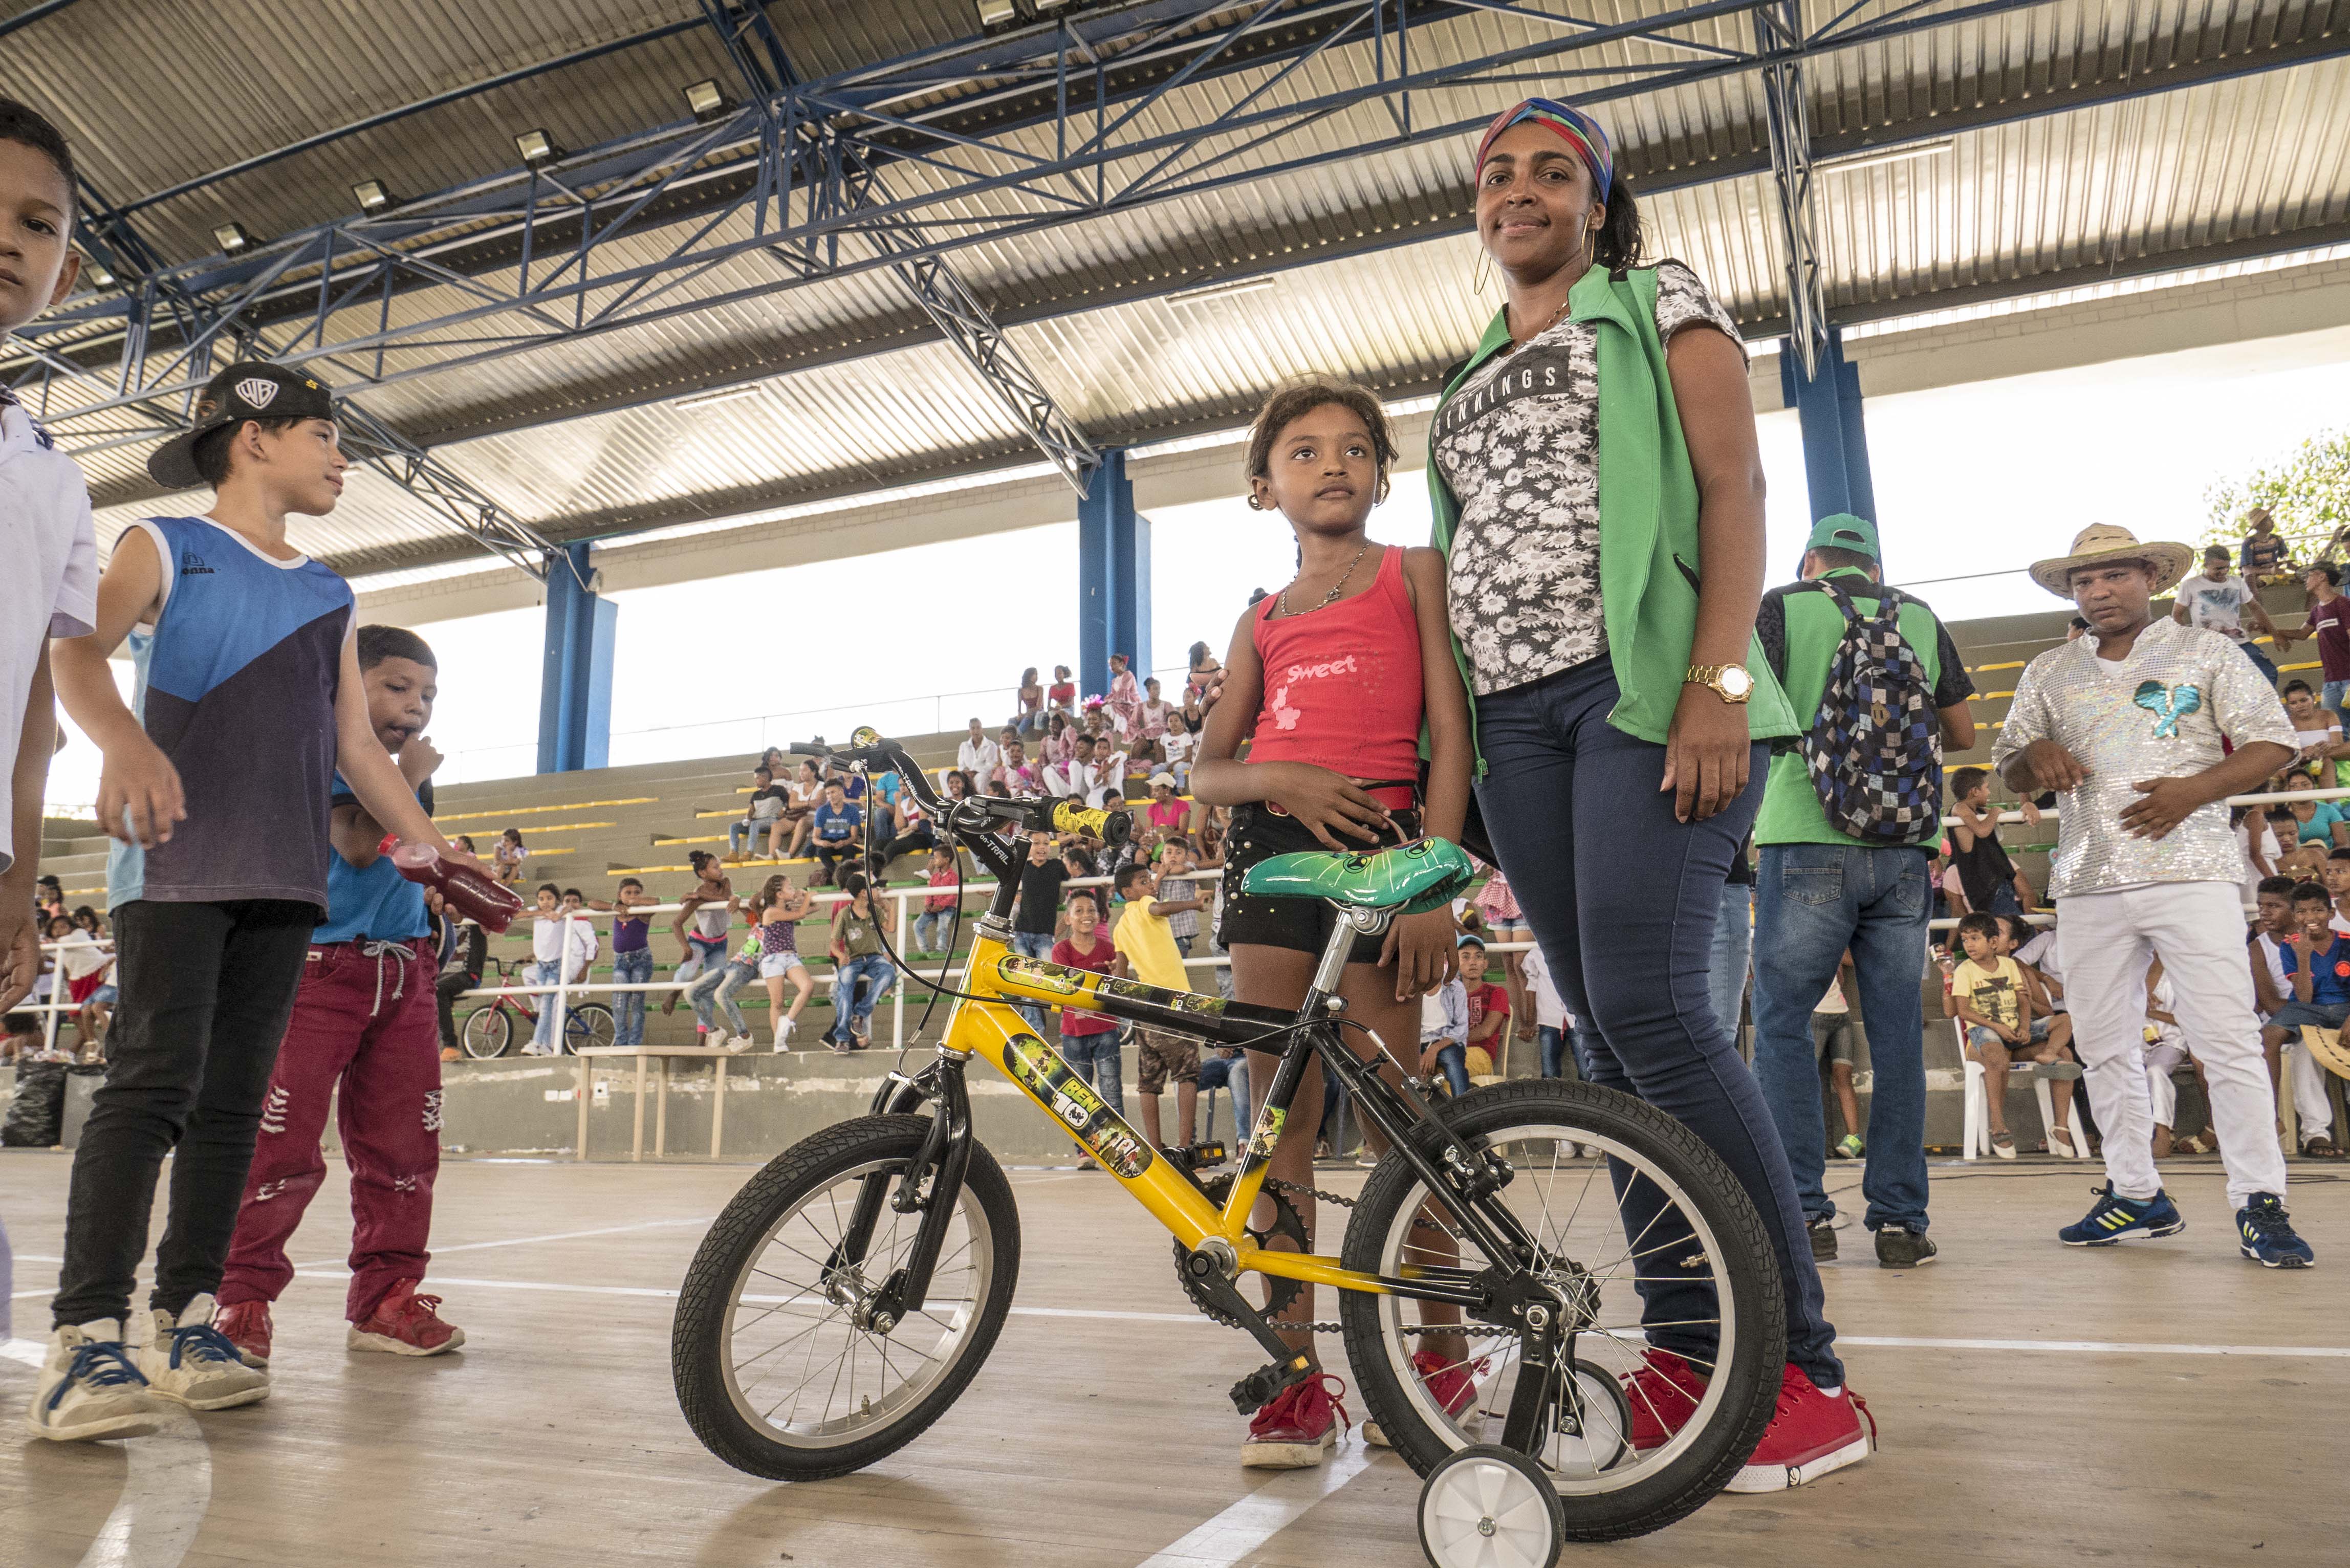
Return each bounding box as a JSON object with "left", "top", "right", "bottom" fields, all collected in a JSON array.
[{"left": 1990, "top": 617, "right": 2295, "bottom": 898}]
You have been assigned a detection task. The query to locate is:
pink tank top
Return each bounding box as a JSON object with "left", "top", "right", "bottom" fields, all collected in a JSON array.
[{"left": 1248, "top": 545, "right": 1424, "bottom": 783}]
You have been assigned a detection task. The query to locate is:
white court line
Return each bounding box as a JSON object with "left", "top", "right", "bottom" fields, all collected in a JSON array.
[
  {"left": 1840, "top": 1334, "right": 2350, "bottom": 1359},
  {"left": 262, "top": 1276, "right": 2350, "bottom": 1360},
  {"left": 1139, "top": 1440, "right": 1375, "bottom": 1568},
  {"left": 0, "top": 1338, "right": 212, "bottom": 1568},
  {"left": 7, "top": 1218, "right": 720, "bottom": 1300}
]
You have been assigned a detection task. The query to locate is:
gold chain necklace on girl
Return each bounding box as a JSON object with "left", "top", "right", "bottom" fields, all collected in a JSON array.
[{"left": 1278, "top": 540, "right": 1370, "bottom": 618}]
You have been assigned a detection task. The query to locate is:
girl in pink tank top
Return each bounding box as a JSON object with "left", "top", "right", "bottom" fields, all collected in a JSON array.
[{"left": 1187, "top": 377, "right": 1475, "bottom": 1466}]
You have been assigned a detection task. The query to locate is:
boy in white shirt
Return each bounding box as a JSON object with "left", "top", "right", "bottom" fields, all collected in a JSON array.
[
  {"left": 525, "top": 887, "right": 599, "bottom": 1055},
  {"left": 2173, "top": 543, "right": 2283, "bottom": 686}
]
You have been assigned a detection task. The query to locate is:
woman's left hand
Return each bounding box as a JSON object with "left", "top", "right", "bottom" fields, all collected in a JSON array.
[{"left": 1660, "top": 684, "right": 1752, "bottom": 823}]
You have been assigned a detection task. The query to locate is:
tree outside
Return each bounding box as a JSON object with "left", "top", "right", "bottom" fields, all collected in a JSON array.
[{"left": 2204, "top": 429, "right": 2350, "bottom": 566}]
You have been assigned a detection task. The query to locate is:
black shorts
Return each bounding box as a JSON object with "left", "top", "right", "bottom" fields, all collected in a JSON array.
[{"left": 1216, "top": 802, "right": 1423, "bottom": 964}]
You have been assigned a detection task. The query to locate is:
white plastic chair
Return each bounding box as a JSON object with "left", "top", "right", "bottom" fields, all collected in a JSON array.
[{"left": 1954, "top": 1018, "right": 2082, "bottom": 1160}]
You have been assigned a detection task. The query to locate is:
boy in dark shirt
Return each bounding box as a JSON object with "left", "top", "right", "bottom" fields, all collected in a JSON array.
[
  {"left": 1007, "top": 832, "right": 1071, "bottom": 1030},
  {"left": 34, "top": 360, "right": 477, "bottom": 1442}
]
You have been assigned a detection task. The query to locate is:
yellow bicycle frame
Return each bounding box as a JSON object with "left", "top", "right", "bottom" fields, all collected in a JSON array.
[{"left": 937, "top": 929, "right": 1398, "bottom": 1300}]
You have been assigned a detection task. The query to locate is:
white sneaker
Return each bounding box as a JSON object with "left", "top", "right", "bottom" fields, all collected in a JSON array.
[
  {"left": 723, "top": 1032, "right": 754, "bottom": 1054},
  {"left": 24, "top": 1320, "right": 168, "bottom": 1442},
  {"left": 138, "top": 1294, "right": 271, "bottom": 1410},
  {"left": 774, "top": 1018, "right": 796, "bottom": 1051}
]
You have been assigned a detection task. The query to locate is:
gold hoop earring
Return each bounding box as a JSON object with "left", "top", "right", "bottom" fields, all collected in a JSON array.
[{"left": 1471, "top": 243, "right": 1493, "bottom": 301}]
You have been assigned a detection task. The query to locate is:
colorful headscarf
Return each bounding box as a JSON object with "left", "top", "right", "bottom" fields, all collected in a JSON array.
[{"left": 1473, "top": 98, "right": 1615, "bottom": 198}]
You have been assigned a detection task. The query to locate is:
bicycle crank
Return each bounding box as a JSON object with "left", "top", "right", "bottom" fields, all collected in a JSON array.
[{"left": 1172, "top": 1173, "right": 1306, "bottom": 1329}]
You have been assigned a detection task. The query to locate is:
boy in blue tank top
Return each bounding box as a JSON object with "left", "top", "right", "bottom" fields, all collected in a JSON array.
[
  {"left": 30, "top": 363, "right": 483, "bottom": 1443},
  {"left": 215, "top": 626, "right": 465, "bottom": 1367}
]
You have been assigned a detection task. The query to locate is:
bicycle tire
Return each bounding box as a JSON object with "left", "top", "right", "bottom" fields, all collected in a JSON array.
[
  {"left": 673, "top": 1114, "right": 1020, "bottom": 1482},
  {"left": 563, "top": 1003, "right": 615, "bottom": 1054},
  {"left": 460, "top": 1006, "right": 511, "bottom": 1060},
  {"left": 1338, "top": 1079, "right": 1785, "bottom": 1543}
]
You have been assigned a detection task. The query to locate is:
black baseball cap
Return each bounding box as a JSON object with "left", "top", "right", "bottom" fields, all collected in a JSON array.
[{"left": 146, "top": 361, "right": 335, "bottom": 489}]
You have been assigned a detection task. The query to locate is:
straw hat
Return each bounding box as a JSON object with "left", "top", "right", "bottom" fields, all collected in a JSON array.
[
  {"left": 2298, "top": 1025, "right": 2350, "bottom": 1083},
  {"left": 2026, "top": 524, "right": 2196, "bottom": 599}
]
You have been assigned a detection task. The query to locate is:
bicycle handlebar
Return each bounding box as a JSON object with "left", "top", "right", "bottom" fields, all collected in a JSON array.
[{"left": 791, "top": 729, "right": 1132, "bottom": 848}]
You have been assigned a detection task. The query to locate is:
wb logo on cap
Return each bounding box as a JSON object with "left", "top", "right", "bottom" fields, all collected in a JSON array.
[{"left": 234, "top": 377, "right": 280, "bottom": 409}]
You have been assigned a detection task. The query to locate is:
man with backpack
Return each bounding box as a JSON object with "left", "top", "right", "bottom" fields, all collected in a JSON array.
[{"left": 1750, "top": 515, "right": 1978, "bottom": 1269}]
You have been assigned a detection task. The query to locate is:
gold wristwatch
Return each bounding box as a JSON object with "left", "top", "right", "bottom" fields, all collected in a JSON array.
[{"left": 1686, "top": 663, "right": 1755, "bottom": 704}]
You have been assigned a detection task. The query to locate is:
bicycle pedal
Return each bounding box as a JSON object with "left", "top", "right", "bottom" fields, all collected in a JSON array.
[
  {"left": 1164, "top": 1141, "right": 1228, "bottom": 1172},
  {"left": 1229, "top": 1355, "right": 1314, "bottom": 1417}
]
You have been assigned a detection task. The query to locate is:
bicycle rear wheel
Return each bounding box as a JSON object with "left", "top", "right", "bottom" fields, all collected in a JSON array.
[
  {"left": 460, "top": 1006, "right": 511, "bottom": 1059},
  {"left": 673, "top": 1114, "right": 1019, "bottom": 1481},
  {"left": 563, "top": 1004, "right": 614, "bottom": 1054},
  {"left": 1339, "top": 1078, "right": 1784, "bottom": 1542}
]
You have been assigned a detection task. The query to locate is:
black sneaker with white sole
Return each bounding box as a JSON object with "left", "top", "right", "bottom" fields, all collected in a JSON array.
[
  {"left": 1875, "top": 1228, "right": 1938, "bottom": 1269},
  {"left": 1807, "top": 1215, "right": 1837, "bottom": 1261}
]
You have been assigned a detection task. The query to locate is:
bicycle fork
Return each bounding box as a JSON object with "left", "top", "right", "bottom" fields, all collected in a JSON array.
[{"left": 819, "top": 1058, "right": 975, "bottom": 1334}]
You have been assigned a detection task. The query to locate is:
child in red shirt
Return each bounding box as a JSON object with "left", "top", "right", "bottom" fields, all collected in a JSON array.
[{"left": 1048, "top": 892, "right": 1121, "bottom": 1147}]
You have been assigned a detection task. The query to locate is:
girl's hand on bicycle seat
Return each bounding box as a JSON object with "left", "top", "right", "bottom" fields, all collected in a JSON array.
[
  {"left": 1255, "top": 762, "right": 1391, "bottom": 849},
  {"left": 1381, "top": 906, "right": 1459, "bottom": 1001}
]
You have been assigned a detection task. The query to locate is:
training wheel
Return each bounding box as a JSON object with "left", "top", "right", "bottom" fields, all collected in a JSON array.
[{"left": 1418, "top": 1443, "right": 1564, "bottom": 1568}]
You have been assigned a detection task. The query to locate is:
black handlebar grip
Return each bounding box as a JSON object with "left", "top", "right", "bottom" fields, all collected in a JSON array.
[{"left": 788, "top": 741, "right": 829, "bottom": 756}]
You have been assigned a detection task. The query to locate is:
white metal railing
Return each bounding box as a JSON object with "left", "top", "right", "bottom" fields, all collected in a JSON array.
[
  {"left": 1945, "top": 782, "right": 2350, "bottom": 829},
  {"left": 456, "top": 874, "right": 1535, "bottom": 1055}
]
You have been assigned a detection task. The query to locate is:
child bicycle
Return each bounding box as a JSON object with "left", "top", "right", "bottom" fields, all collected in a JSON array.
[
  {"left": 459, "top": 955, "right": 615, "bottom": 1058},
  {"left": 671, "top": 731, "right": 1785, "bottom": 1564}
]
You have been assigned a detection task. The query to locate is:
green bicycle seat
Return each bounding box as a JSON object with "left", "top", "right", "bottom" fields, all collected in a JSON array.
[{"left": 1239, "top": 837, "right": 1475, "bottom": 916}]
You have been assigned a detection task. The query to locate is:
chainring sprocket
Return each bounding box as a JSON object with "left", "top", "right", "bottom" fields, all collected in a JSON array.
[{"left": 1173, "top": 1172, "right": 1308, "bottom": 1329}]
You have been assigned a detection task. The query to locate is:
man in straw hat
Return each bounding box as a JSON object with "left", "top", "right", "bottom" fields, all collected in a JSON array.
[{"left": 1992, "top": 525, "right": 2313, "bottom": 1266}]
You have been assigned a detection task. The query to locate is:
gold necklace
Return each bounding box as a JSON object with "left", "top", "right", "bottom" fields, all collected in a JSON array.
[{"left": 1278, "top": 540, "right": 1371, "bottom": 618}]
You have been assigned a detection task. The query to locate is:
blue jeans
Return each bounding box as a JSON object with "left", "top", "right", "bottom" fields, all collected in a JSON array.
[
  {"left": 1752, "top": 843, "right": 1933, "bottom": 1237},
  {"left": 1008, "top": 931, "right": 1055, "bottom": 1030},
  {"left": 1198, "top": 1052, "right": 1251, "bottom": 1137},
  {"left": 1709, "top": 880, "right": 1752, "bottom": 1045},
  {"left": 1061, "top": 1031, "right": 1124, "bottom": 1118},
  {"left": 727, "top": 817, "right": 773, "bottom": 855},
  {"left": 829, "top": 953, "right": 895, "bottom": 1043},
  {"left": 1537, "top": 1025, "right": 1569, "bottom": 1079},
  {"left": 1985, "top": 881, "right": 2025, "bottom": 919},
  {"left": 611, "top": 947, "right": 653, "bottom": 1046},
  {"left": 2327, "top": 679, "right": 2350, "bottom": 738},
  {"left": 1429, "top": 1042, "right": 1471, "bottom": 1096},
  {"left": 913, "top": 910, "right": 956, "bottom": 952},
  {"left": 2239, "top": 640, "right": 2278, "bottom": 688},
  {"left": 530, "top": 959, "right": 561, "bottom": 1047},
  {"left": 689, "top": 960, "right": 756, "bottom": 1036},
  {"left": 2267, "top": 998, "right": 2350, "bottom": 1033},
  {"left": 1473, "top": 659, "right": 1840, "bottom": 1387}
]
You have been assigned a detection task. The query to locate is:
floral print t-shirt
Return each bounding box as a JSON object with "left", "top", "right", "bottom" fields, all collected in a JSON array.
[{"left": 1433, "top": 260, "right": 1745, "bottom": 696}]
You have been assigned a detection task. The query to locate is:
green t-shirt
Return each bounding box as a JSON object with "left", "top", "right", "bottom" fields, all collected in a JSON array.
[{"left": 1753, "top": 570, "right": 1977, "bottom": 848}]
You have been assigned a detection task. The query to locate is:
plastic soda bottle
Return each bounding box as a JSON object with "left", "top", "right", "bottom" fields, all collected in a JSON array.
[{"left": 388, "top": 839, "right": 524, "bottom": 933}]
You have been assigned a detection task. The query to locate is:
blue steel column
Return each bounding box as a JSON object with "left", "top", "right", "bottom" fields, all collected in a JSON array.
[
  {"left": 1077, "top": 448, "right": 1150, "bottom": 701},
  {"left": 538, "top": 541, "right": 618, "bottom": 773},
  {"left": 1778, "top": 327, "right": 1877, "bottom": 526}
]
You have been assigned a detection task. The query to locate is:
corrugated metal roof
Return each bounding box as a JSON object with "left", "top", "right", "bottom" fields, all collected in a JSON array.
[{"left": 29, "top": 0, "right": 2350, "bottom": 576}]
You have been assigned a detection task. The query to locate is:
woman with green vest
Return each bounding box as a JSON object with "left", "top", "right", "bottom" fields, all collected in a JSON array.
[{"left": 1430, "top": 98, "right": 1864, "bottom": 1491}]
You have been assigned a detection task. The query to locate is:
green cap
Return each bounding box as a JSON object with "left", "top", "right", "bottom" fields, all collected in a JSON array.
[{"left": 1803, "top": 513, "right": 1879, "bottom": 564}]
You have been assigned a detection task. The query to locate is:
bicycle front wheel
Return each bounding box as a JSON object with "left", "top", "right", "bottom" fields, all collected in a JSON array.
[
  {"left": 673, "top": 1114, "right": 1019, "bottom": 1482},
  {"left": 1339, "top": 1079, "right": 1785, "bottom": 1542},
  {"left": 460, "top": 1006, "right": 511, "bottom": 1059}
]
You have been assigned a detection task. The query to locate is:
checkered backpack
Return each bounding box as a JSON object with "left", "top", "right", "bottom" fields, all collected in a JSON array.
[{"left": 1800, "top": 579, "right": 1944, "bottom": 845}]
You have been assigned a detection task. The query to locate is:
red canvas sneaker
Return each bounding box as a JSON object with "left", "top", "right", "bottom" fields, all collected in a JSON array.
[
  {"left": 1621, "top": 1347, "right": 1709, "bottom": 1450},
  {"left": 1726, "top": 1363, "right": 1874, "bottom": 1493},
  {"left": 1367, "top": 1348, "right": 1488, "bottom": 1447},
  {"left": 214, "top": 1298, "right": 273, "bottom": 1368},
  {"left": 347, "top": 1280, "right": 466, "bottom": 1358},
  {"left": 1240, "top": 1373, "right": 1351, "bottom": 1468}
]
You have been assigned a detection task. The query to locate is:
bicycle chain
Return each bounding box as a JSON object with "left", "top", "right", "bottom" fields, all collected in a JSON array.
[{"left": 1203, "top": 1175, "right": 1418, "bottom": 1335}]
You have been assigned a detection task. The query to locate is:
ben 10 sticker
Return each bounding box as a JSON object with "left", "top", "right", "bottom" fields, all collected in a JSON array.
[
  {"left": 1248, "top": 1103, "right": 1287, "bottom": 1161},
  {"left": 995, "top": 954, "right": 1090, "bottom": 998},
  {"left": 1003, "top": 1034, "right": 1154, "bottom": 1179}
]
